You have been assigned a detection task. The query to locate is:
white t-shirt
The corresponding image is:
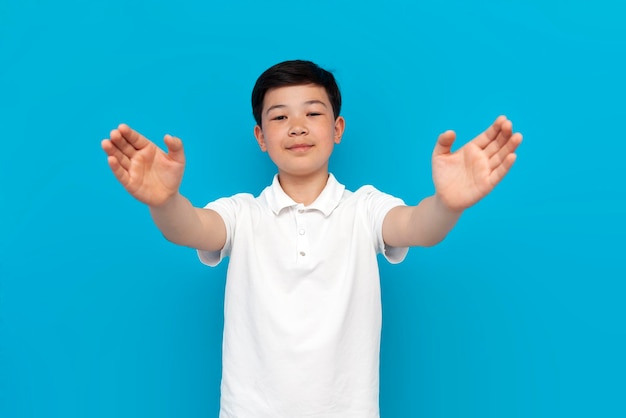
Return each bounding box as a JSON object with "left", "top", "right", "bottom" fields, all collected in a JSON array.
[{"left": 198, "top": 174, "right": 408, "bottom": 418}]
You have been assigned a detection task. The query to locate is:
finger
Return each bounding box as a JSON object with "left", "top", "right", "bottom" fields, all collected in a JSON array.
[
  {"left": 489, "top": 153, "right": 518, "bottom": 186},
  {"left": 102, "top": 139, "right": 132, "bottom": 171},
  {"left": 483, "top": 119, "right": 514, "bottom": 158},
  {"left": 488, "top": 132, "right": 522, "bottom": 171},
  {"left": 163, "top": 134, "right": 186, "bottom": 165},
  {"left": 474, "top": 115, "right": 507, "bottom": 149},
  {"left": 433, "top": 130, "right": 456, "bottom": 157},
  {"left": 109, "top": 127, "right": 139, "bottom": 159},
  {"left": 118, "top": 123, "right": 152, "bottom": 151},
  {"left": 106, "top": 154, "right": 131, "bottom": 186}
]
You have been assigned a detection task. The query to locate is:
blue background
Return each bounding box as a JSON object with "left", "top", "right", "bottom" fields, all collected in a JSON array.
[{"left": 1, "top": 0, "right": 625, "bottom": 417}]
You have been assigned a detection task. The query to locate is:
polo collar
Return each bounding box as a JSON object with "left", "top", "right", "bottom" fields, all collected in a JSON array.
[{"left": 266, "top": 173, "right": 345, "bottom": 217}]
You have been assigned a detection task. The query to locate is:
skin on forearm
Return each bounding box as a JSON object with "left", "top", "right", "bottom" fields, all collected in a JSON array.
[
  {"left": 382, "top": 195, "right": 463, "bottom": 248},
  {"left": 149, "top": 193, "right": 226, "bottom": 252}
]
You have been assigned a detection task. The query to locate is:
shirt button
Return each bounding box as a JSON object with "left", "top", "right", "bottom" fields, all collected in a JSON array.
[
  {"left": 299, "top": 229, "right": 305, "bottom": 235},
  {"left": 299, "top": 251, "right": 306, "bottom": 256},
  {"left": 298, "top": 209, "right": 305, "bottom": 214}
]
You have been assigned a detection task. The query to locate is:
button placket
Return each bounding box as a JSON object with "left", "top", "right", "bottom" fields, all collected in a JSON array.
[{"left": 294, "top": 206, "right": 310, "bottom": 260}]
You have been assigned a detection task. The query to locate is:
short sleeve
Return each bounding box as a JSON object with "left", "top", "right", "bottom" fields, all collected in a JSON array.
[
  {"left": 197, "top": 194, "right": 251, "bottom": 266},
  {"left": 361, "top": 186, "right": 409, "bottom": 264}
]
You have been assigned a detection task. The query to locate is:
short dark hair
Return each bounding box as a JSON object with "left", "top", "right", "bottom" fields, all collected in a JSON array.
[{"left": 251, "top": 60, "right": 342, "bottom": 126}]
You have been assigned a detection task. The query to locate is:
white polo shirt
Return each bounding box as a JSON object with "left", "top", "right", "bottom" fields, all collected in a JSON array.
[{"left": 198, "top": 174, "right": 408, "bottom": 418}]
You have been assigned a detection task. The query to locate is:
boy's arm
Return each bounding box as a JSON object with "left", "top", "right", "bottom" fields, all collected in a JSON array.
[
  {"left": 383, "top": 116, "right": 522, "bottom": 248},
  {"left": 102, "top": 124, "right": 226, "bottom": 252},
  {"left": 149, "top": 193, "right": 226, "bottom": 252}
]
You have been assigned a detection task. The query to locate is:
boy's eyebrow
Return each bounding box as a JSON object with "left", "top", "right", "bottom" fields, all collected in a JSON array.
[
  {"left": 303, "top": 100, "right": 328, "bottom": 108},
  {"left": 265, "top": 100, "right": 328, "bottom": 115}
]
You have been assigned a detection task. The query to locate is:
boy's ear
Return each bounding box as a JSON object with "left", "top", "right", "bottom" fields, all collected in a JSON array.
[
  {"left": 334, "top": 116, "right": 345, "bottom": 144},
  {"left": 254, "top": 125, "right": 267, "bottom": 152}
]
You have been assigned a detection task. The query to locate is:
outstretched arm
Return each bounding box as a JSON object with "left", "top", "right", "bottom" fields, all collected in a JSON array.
[
  {"left": 383, "top": 116, "right": 522, "bottom": 247},
  {"left": 101, "top": 124, "right": 226, "bottom": 252}
]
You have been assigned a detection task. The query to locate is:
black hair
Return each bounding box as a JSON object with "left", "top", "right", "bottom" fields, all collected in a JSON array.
[{"left": 251, "top": 60, "right": 342, "bottom": 126}]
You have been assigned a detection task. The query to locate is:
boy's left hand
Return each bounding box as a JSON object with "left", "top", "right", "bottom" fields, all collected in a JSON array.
[{"left": 431, "top": 115, "right": 522, "bottom": 211}]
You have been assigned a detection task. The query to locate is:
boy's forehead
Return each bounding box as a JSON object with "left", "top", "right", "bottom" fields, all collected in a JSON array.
[{"left": 263, "top": 84, "right": 330, "bottom": 109}]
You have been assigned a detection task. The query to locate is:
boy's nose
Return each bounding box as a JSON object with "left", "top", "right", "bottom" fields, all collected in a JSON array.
[{"left": 289, "top": 125, "right": 308, "bottom": 136}]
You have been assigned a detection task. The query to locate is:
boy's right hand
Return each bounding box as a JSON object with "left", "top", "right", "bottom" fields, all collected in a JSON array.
[{"left": 101, "top": 124, "right": 186, "bottom": 207}]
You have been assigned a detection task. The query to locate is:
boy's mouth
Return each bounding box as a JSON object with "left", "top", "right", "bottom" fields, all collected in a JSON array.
[{"left": 287, "top": 143, "right": 313, "bottom": 152}]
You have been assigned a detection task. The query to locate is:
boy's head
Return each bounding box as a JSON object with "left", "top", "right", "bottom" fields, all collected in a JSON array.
[{"left": 251, "top": 60, "right": 342, "bottom": 127}]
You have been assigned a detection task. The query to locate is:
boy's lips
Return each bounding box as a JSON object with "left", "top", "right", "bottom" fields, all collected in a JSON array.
[{"left": 287, "top": 143, "right": 313, "bottom": 152}]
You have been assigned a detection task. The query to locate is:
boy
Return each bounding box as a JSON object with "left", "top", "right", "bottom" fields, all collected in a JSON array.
[{"left": 101, "top": 60, "right": 522, "bottom": 417}]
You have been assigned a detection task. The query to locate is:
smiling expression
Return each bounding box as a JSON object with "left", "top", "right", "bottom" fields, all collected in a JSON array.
[{"left": 254, "top": 84, "right": 345, "bottom": 180}]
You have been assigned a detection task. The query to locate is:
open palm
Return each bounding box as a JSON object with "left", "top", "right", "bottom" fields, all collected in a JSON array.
[
  {"left": 432, "top": 116, "right": 522, "bottom": 211},
  {"left": 101, "top": 124, "right": 186, "bottom": 207}
]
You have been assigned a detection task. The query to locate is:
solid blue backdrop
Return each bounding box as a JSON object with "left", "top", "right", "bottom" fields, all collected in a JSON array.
[{"left": 1, "top": 0, "right": 625, "bottom": 417}]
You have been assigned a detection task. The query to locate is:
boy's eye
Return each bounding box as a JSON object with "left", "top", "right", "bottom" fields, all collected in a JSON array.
[
  {"left": 308, "top": 112, "right": 321, "bottom": 117},
  {"left": 272, "top": 115, "right": 286, "bottom": 121}
]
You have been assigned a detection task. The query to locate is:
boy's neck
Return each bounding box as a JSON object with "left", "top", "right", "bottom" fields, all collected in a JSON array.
[{"left": 277, "top": 171, "right": 330, "bottom": 206}]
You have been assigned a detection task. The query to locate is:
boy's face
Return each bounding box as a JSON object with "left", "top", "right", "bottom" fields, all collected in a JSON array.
[{"left": 254, "top": 84, "right": 345, "bottom": 180}]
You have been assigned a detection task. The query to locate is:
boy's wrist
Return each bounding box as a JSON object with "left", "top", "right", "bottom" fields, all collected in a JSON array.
[
  {"left": 149, "top": 191, "right": 184, "bottom": 211},
  {"left": 433, "top": 193, "right": 465, "bottom": 216}
]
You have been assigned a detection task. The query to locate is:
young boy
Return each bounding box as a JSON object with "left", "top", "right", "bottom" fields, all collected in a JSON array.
[{"left": 101, "top": 60, "right": 522, "bottom": 417}]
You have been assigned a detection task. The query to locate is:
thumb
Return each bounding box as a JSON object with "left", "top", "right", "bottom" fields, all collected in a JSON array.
[
  {"left": 433, "top": 130, "right": 456, "bottom": 157},
  {"left": 163, "top": 134, "right": 186, "bottom": 164}
]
